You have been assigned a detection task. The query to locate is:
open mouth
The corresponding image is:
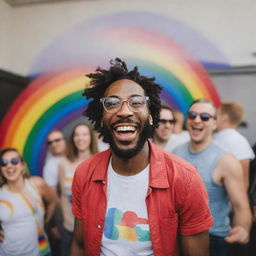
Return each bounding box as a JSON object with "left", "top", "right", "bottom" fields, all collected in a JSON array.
[
  {"left": 192, "top": 127, "right": 203, "bottom": 132},
  {"left": 113, "top": 125, "right": 137, "bottom": 141},
  {"left": 191, "top": 126, "right": 203, "bottom": 136},
  {"left": 5, "top": 169, "right": 17, "bottom": 177}
]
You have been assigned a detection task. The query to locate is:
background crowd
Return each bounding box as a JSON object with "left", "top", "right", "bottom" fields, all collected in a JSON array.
[{"left": 0, "top": 100, "right": 256, "bottom": 256}]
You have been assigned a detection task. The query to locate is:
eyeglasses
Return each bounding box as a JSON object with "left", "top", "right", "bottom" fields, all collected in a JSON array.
[
  {"left": 0, "top": 157, "right": 21, "bottom": 167},
  {"left": 159, "top": 119, "right": 176, "bottom": 125},
  {"left": 100, "top": 95, "right": 149, "bottom": 113},
  {"left": 188, "top": 111, "right": 216, "bottom": 122},
  {"left": 47, "top": 138, "right": 64, "bottom": 146}
]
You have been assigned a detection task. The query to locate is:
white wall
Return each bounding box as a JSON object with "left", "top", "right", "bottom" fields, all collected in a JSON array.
[
  {"left": 212, "top": 73, "right": 256, "bottom": 145},
  {"left": 1, "top": 0, "right": 256, "bottom": 75}
]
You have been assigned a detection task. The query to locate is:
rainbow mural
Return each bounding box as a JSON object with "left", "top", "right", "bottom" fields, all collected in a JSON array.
[{"left": 0, "top": 11, "right": 227, "bottom": 175}]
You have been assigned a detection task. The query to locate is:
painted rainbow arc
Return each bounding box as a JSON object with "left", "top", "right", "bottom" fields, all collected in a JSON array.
[{"left": 0, "top": 11, "right": 223, "bottom": 175}]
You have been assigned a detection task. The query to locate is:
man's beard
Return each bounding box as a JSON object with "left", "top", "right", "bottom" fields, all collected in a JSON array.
[{"left": 101, "top": 119, "right": 152, "bottom": 159}]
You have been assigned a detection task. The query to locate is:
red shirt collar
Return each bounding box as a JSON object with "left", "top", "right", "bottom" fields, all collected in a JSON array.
[{"left": 91, "top": 140, "right": 170, "bottom": 189}]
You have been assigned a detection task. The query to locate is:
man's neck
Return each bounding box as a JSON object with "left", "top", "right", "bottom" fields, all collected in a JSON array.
[
  {"left": 153, "top": 136, "right": 168, "bottom": 149},
  {"left": 218, "top": 122, "right": 236, "bottom": 131},
  {"left": 189, "top": 138, "right": 212, "bottom": 153},
  {"left": 111, "top": 142, "right": 150, "bottom": 176}
]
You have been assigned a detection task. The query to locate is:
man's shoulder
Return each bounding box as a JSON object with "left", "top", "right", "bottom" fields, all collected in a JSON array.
[
  {"left": 165, "top": 150, "right": 197, "bottom": 174},
  {"left": 172, "top": 141, "right": 188, "bottom": 155},
  {"left": 75, "top": 150, "right": 110, "bottom": 178},
  {"left": 157, "top": 144, "right": 198, "bottom": 179},
  {"left": 44, "top": 155, "right": 62, "bottom": 166},
  {"left": 214, "top": 128, "right": 244, "bottom": 142}
]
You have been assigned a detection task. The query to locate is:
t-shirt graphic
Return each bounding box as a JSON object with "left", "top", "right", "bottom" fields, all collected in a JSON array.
[{"left": 104, "top": 208, "right": 150, "bottom": 242}]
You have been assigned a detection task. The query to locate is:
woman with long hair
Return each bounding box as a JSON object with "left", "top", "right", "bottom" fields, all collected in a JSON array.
[
  {"left": 59, "top": 123, "right": 98, "bottom": 256},
  {"left": 0, "top": 148, "right": 57, "bottom": 256}
]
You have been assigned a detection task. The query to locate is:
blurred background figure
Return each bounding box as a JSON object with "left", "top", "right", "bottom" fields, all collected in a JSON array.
[
  {"left": 43, "top": 130, "right": 67, "bottom": 190},
  {"left": 96, "top": 132, "right": 109, "bottom": 152},
  {"left": 42, "top": 130, "right": 67, "bottom": 256},
  {"left": 214, "top": 101, "right": 255, "bottom": 190},
  {"left": 58, "top": 123, "right": 98, "bottom": 256},
  {"left": 173, "top": 99, "right": 252, "bottom": 256},
  {"left": 173, "top": 109, "right": 190, "bottom": 142},
  {"left": 153, "top": 105, "right": 187, "bottom": 152},
  {"left": 0, "top": 148, "right": 57, "bottom": 256}
]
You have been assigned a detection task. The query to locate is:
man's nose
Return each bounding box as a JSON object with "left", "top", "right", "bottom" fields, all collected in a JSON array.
[
  {"left": 116, "top": 101, "right": 133, "bottom": 117},
  {"left": 194, "top": 115, "right": 202, "bottom": 122}
]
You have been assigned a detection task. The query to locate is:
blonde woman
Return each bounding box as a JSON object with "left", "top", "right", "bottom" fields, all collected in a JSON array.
[
  {"left": 59, "top": 123, "right": 98, "bottom": 256},
  {"left": 0, "top": 148, "right": 57, "bottom": 256}
]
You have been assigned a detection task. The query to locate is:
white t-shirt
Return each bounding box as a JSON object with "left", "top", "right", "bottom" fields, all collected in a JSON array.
[
  {"left": 213, "top": 129, "right": 255, "bottom": 160},
  {"left": 101, "top": 161, "right": 153, "bottom": 256},
  {"left": 0, "top": 180, "right": 49, "bottom": 256},
  {"left": 42, "top": 156, "right": 63, "bottom": 187}
]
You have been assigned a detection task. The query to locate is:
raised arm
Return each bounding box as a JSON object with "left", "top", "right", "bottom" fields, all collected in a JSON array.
[
  {"left": 219, "top": 154, "right": 252, "bottom": 244},
  {"left": 70, "top": 218, "right": 84, "bottom": 256}
]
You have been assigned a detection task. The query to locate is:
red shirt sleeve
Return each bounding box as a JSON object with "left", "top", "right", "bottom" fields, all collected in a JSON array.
[
  {"left": 178, "top": 168, "right": 214, "bottom": 236},
  {"left": 72, "top": 165, "right": 82, "bottom": 219}
]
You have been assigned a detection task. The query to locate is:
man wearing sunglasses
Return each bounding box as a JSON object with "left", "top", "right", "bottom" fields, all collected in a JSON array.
[
  {"left": 70, "top": 58, "right": 213, "bottom": 256},
  {"left": 173, "top": 99, "right": 252, "bottom": 256},
  {"left": 42, "top": 129, "right": 67, "bottom": 256},
  {"left": 43, "top": 130, "right": 67, "bottom": 189},
  {"left": 153, "top": 105, "right": 187, "bottom": 152}
]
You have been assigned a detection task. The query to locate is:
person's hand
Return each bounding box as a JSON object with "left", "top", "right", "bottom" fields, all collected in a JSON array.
[{"left": 224, "top": 226, "right": 249, "bottom": 244}]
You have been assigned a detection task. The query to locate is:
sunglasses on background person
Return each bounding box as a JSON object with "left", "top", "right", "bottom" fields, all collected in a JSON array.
[
  {"left": 0, "top": 157, "right": 21, "bottom": 167},
  {"left": 47, "top": 138, "right": 64, "bottom": 146},
  {"left": 159, "top": 119, "right": 176, "bottom": 125},
  {"left": 188, "top": 111, "right": 216, "bottom": 122}
]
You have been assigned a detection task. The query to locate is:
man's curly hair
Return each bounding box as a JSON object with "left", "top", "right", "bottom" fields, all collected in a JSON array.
[{"left": 83, "top": 58, "right": 162, "bottom": 137}]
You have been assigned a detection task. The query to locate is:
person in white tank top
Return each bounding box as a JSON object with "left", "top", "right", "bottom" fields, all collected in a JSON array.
[{"left": 0, "top": 148, "right": 57, "bottom": 256}]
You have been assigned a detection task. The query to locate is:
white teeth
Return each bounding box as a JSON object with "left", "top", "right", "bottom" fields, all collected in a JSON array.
[{"left": 116, "top": 126, "right": 136, "bottom": 132}]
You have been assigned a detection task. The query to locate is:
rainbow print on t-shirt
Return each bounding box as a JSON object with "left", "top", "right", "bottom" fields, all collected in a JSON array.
[
  {"left": 104, "top": 208, "right": 150, "bottom": 242},
  {"left": 0, "top": 200, "right": 14, "bottom": 217}
]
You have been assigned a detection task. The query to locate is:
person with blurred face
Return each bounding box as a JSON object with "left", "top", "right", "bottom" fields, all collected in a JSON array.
[
  {"left": 58, "top": 123, "right": 98, "bottom": 256},
  {"left": 43, "top": 130, "right": 67, "bottom": 189},
  {"left": 70, "top": 58, "right": 214, "bottom": 256},
  {"left": 173, "top": 99, "right": 252, "bottom": 256},
  {"left": 42, "top": 130, "right": 67, "bottom": 256},
  {"left": 153, "top": 105, "right": 187, "bottom": 152},
  {"left": 0, "top": 148, "right": 57, "bottom": 256},
  {"left": 47, "top": 130, "right": 66, "bottom": 157},
  {"left": 214, "top": 102, "right": 254, "bottom": 190}
]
